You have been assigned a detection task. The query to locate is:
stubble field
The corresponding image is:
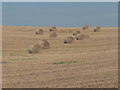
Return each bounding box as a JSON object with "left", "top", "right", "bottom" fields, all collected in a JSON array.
[{"left": 2, "top": 26, "right": 118, "bottom": 88}]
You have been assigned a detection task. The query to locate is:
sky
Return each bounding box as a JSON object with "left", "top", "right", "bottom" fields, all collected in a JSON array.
[
  {"left": 1, "top": 0, "right": 120, "bottom": 2},
  {"left": 0, "top": 2, "right": 1, "bottom": 26},
  {"left": 2, "top": 2, "right": 118, "bottom": 27}
]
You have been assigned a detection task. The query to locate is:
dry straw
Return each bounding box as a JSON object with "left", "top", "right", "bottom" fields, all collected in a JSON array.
[
  {"left": 64, "top": 37, "right": 75, "bottom": 44},
  {"left": 73, "top": 31, "right": 80, "bottom": 36},
  {"left": 49, "top": 26, "right": 56, "bottom": 31},
  {"left": 37, "top": 39, "right": 50, "bottom": 49},
  {"left": 82, "top": 25, "right": 89, "bottom": 30},
  {"left": 75, "top": 34, "right": 89, "bottom": 40},
  {"left": 49, "top": 31, "right": 57, "bottom": 38},
  {"left": 28, "top": 43, "right": 41, "bottom": 53},
  {"left": 35, "top": 29, "right": 43, "bottom": 34},
  {"left": 94, "top": 26, "right": 101, "bottom": 32},
  {"left": 28, "top": 39, "right": 50, "bottom": 53},
  {"left": 51, "top": 26, "right": 56, "bottom": 29}
]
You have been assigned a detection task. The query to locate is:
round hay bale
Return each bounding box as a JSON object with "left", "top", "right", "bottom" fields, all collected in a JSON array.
[
  {"left": 35, "top": 29, "right": 43, "bottom": 34},
  {"left": 93, "top": 26, "right": 101, "bottom": 32},
  {"left": 49, "top": 31, "right": 57, "bottom": 38},
  {"left": 73, "top": 31, "right": 80, "bottom": 36},
  {"left": 51, "top": 26, "right": 56, "bottom": 29},
  {"left": 49, "top": 26, "right": 56, "bottom": 31},
  {"left": 67, "top": 37, "right": 75, "bottom": 41},
  {"left": 82, "top": 25, "right": 89, "bottom": 30},
  {"left": 49, "top": 29, "right": 56, "bottom": 32},
  {"left": 75, "top": 34, "right": 89, "bottom": 40},
  {"left": 28, "top": 43, "right": 41, "bottom": 53},
  {"left": 64, "top": 37, "right": 74, "bottom": 44},
  {"left": 37, "top": 39, "right": 50, "bottom": 49}
]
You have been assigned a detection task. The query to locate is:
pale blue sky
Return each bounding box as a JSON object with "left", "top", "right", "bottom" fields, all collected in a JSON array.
[
  {"left": 1, "top": 0, "right": 119, "bottom": 2},
  {"left": 0, "top": 2, "right": 2, "bottom": 26},
  {"left": 2, "top": 2, "right": 118, "bottom": 27}
]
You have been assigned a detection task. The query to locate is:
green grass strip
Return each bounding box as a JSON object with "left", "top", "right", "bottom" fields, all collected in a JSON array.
[{"left": 49, "top": 61, "right": 80, "bottom": 64}]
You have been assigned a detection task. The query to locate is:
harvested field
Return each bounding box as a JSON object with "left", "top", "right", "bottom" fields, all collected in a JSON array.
[{"left": 2, "top": 26, "right": 118, "bottom": 88}]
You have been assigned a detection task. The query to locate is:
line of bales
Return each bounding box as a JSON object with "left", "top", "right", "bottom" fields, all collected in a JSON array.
[{"left": 28, "top": 25, "right": 101, "bottom": 53}]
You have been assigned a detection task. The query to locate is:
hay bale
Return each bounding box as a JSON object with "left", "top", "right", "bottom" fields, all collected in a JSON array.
[
  {"left": 67, "top": 37, "right": 75, "bottom": 41},
  {"left": 37, "top": 39, "right": 50, "bottom": 49},
  {"left": 49, "top": 31, "right": 57, "bottom": 38},
  {"left": 64, "top": 37, "right": 74, "bottom": 44},
  {"left": 49, "top": 29, "right": 52, "bottom": 31},
  {"left": 75, "top": 34, "right": 89, "bottom": 40},
  {"left": 35, "top": 29, "right": 43, "bottom": 34},
  {"left": 28, "top": 39, "right": 50, "bottom": 53},
  {"left": 49, "top": 29, "right": 56, "bottom": 32},
  {"left": 82, "top": 25, "right": 89, "bottom": 30},
  {"left": 51, "top": 26, "right": 56, "bottom": 29},
  {"left": 94, "top": 26, "right": 101, "bottom": 32},
  {"left": 73, "top": 31, "right": 80, "bottom": 36},
  {"left": 49, "top": 26, "right": 56, "bottom": 31},
  {"left": 28, "top": 43, "right": 41, "bottom": 53}
]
